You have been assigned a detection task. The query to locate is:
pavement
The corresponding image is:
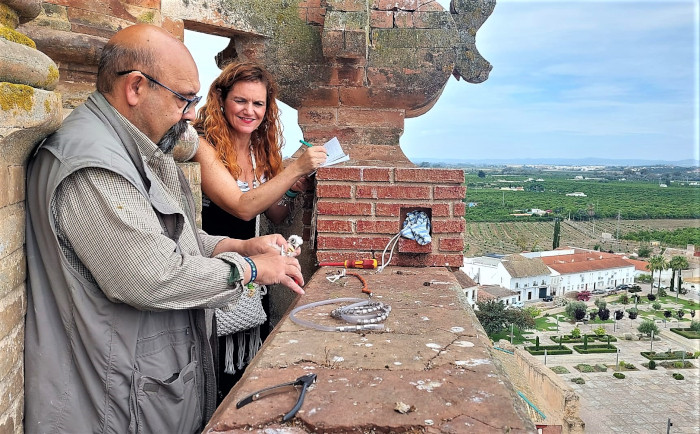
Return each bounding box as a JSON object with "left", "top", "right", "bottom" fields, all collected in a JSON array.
[{"left": 514, "top": 294, "right": 700, "bottom": 434}]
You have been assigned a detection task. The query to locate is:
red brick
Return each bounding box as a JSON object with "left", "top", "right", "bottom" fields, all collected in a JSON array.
[
  {"left": 416, "top": 1, "right": 443, "bottom": 11},
  {"left": 338, "top": 107, "right": 404, "bottom": 128},
  {"left": 439, "top": 237, "right": 464, "bottom": 252},
  {"left": 394, "top": 11, "right": 413, "bottom": 28},
  {"left": 370, "top": 10, "right": 393, "bottom": 28},
  {"left": 298, "top": 107, "right": 338, "bottom": 126},
  {"left": 453, "top": 202, "right": 466, "bottom": 217},
  {"left": 374, "top": 0, "right": 418, "bottom": 10},
  {"left": 162, "top": 17, "right": 184, "bottom": 39},
  {"left": 356, "top": 185, "right": 430, "bottom": 199},
  {"left": 395, "top": 168, "right": 464, "bottom": 183},
  {"left": 432, "top": 218, "right": 465, "bottom": 234},
  {"left": 327, "top": 0, "right": 365, "bottom": 11},
  {"left": 317, "top": 200, "right": 372, "bottom": 216},
  {"left": 434, "top": 185, "right": 466, "bottom": 199},
  {"left": 316, "top": 184, "right": 353, "bottom": 198},
  {"left": 356, "top": 220, "right": 398, "bottom": 234},
  {"left": 360, "top": 167, "right": 391, "bottom": 182},
  {"left": 299, "top": 0, "right": 323, "bottom": 7},
  {"left": 298, "top": 87, "right": 341, "bottom": 107},
  {"left": 305, "top": 7, "right": 326, "bottom": 25},
  {"left": 398, "top": 238, "right": 432, "bottom": 253},
  {"left": 317, "top": 235, "right": 391, "bottom": 250},
  {"left": 328, "top": 65, "right": 365, "bottom": 86},
  {"left": 317, "top": 219, "right": 354, "bottom": 233},
  {"left": 317, "top": 167, "right": 362, "bottom": 181}
]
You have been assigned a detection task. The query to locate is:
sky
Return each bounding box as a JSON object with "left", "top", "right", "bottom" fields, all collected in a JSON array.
[{"left": 184, "top": 0, "right": 699, "bottom": 165}]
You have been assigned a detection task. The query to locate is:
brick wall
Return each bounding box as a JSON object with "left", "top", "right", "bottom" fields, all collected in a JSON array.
[{"left": 314, "top": 166, "right": 466, "bottom": 267}]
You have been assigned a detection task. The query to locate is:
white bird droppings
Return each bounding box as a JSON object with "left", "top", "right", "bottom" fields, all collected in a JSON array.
[
  {"left": 454, "top": 340, "right": 474, "bottom": 348},
  {"left": 450, "top": 326, "right": 465, "bottom": 333}
]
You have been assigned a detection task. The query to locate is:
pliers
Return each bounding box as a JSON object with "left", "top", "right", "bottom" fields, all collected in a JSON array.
[{"left": 236, "top": 373, "right": 317, "bottom": 422}]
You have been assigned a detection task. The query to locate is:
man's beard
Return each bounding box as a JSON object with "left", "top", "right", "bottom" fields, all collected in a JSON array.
[{"left": 157, "top": 120, "right": 188, "bottom": 154}]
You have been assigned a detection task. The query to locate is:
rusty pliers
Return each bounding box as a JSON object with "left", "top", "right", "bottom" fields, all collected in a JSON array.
[{"left": 236, "top": 373, "right": 317, "bottom": 422}]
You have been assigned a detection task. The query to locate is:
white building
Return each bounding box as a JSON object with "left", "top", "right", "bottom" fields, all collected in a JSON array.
[
  {"left": 461, "top": 254, "right": 552, "bottom": 302},
  {"left": 539, "top": 249, "right": 635, "bottom": 296}
]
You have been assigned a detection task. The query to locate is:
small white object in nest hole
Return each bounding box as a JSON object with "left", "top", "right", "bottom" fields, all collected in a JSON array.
[
  {"left": 283, "top": 235, "right": 303, "bottom": 256},
  {"left": 394, "top": 402, "right": 416, "bottom": 414}
]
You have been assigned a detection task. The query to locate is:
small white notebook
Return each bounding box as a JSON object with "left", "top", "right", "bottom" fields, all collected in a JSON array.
[{"left": 320, "top": 137, "right": 350, "bottom": 167}]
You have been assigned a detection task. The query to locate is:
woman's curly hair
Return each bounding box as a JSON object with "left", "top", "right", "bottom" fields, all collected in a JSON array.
[{"left": 193, "top": 61, "right": 284, "bottom": 181}]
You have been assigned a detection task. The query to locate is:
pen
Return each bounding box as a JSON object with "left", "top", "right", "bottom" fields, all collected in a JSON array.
[{"left": 300, "top": 139, "right": 313, "bottom": 147}]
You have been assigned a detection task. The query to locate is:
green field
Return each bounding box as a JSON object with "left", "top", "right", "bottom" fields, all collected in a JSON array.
[
  {"left": 459, "top": 172, "right": 699, "bottom": 256},
  {"left": 464, "top": 174, "right": 699, "bottom": 222}
]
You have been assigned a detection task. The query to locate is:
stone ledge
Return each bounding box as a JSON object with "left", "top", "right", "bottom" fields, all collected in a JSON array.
[{"left": 205, "top": 267, "right": 534, "bottom": 433}]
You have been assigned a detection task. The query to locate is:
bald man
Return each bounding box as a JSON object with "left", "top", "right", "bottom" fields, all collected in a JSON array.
[{"left": 24, "top": 24, "right": 304, "bottom": 433}]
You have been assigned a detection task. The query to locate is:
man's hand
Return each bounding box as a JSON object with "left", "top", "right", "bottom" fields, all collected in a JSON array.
[{"left": 250, "top": 252, "right": 305, "bottom": 295}]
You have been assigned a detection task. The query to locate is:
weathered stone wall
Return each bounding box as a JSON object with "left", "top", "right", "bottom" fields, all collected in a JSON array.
[
  {"left": 0, "top": 1, "right": 62, "bottom": 431},
  {"left": 498, "top": 341, "right": 586, "bottom": 434}
]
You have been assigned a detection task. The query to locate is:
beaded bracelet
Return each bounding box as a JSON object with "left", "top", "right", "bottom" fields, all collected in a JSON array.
[{"left": 243, "top": 257, "right": 257, "bottom": 283}]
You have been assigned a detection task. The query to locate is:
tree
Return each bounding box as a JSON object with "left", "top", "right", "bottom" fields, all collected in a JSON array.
[
  {"left": 477, "top": 170, "right": 486, "bottom": 178},
  {"left": 552, "top": 219, "right": 561, "bottom": 249},
  {"left": 638, "top": 245, "right": 652, "bottom": 258},
  {"left": 647, "top": 255, "right": 668, "bottom": 295},
  {"left": 637, "top": 319, "right": 659, "bottom": 337},
  {"left": 475, "top": 300, "right": 535, "bottom": 336},
  {"left": 565, "top": 301, "right": 588, "bottom": 321},
  {"left": 668, "top": 255, "right": 689, "bottom": 299}
]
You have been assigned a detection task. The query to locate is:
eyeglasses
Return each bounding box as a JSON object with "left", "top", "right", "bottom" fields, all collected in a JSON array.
[{"left": 117, "top": 70, "right": 202, "bottom": 114}]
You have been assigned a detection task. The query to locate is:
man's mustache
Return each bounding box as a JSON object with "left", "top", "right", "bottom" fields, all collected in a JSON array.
[{"left": 158, "top": 121, "right": 188, "bottom": 154}]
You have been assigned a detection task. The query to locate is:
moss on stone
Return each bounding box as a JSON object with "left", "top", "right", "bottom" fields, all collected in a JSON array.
[
  {"left": 0, "top": 83, "right": 35, "bottom": 112},
  {"left": 41, "top": 64, "right": 60, "bottom": 88},
  {"left": 0, "top": 3, "right": 19, "bottom": 29},
  {"left": 138, "top": 11, "right": 155, "bottom": 23},
  {"left": 0, "top": 25, "right": 36, "bottom": 48}
]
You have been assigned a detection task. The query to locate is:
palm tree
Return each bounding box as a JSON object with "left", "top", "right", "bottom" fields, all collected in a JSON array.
[
  {"left": 669, "top": 255, "right": 689, "bottom": 300},
  {"left": 647, "top": 255, "right": 667, "bottom": 295}
]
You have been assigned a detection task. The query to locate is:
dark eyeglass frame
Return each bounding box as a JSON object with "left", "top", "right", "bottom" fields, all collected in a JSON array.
[{"left": 117, "top": 70, "right": 202, "bottom": 114}]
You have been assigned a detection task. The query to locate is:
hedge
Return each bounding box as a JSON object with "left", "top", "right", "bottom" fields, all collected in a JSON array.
[
  {"left": 670, "top": 328, "right": 700, "bottom": 339},
  {"left": 573, "top": 344, "right": 618, "bottom": 354},
  {"left": 640, "top": 351, "right": 697, "bottom": 361},
  {"left": 525, "top": 345, "right": 573, "bottom": 356},
  {"left": 551, "top": 334, "right": 617, "bottom": 343}
]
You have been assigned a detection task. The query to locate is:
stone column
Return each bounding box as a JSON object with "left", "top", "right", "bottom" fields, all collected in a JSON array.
[{"left": 0, "top": 0, "right": 62, "bottom": 431}]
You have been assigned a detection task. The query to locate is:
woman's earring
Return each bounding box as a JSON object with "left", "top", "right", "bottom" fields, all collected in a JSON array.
[{"left": 220, "top": 106, "right": 224, "bottom": 113}]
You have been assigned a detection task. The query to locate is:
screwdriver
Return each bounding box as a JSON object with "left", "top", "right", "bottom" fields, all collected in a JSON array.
[{"left": 318, "top": 259, "right": 378, "bottom": 269}]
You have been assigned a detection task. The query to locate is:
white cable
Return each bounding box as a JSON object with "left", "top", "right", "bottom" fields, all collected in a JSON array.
[{"left": 377, "top": 231, "right": 401, "bottom": 273}]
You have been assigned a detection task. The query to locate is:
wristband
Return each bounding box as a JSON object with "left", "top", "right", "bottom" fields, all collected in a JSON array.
[
  {"left": 285, "top": 189, "right": 299, "bottom": 198},
  {"left": 243, "top": 256, "right": 257, "bottom": 283}
]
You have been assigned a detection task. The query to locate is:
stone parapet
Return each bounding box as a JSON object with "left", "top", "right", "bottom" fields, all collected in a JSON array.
[
  {"left": 204, "top": 267, "right": 535, "bottom": 433},
  {"left": 0, "top": 1, "right": 61, "bottom": 431}
]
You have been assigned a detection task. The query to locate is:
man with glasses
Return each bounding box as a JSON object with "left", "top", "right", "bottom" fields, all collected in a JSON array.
[{"left": 24, "top": 23, "right": 305, "bottom": 433}]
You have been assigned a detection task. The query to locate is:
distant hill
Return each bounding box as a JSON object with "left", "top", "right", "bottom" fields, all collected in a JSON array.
[{"left": 411, "top": 157, "right": 699, "bottom": 168}]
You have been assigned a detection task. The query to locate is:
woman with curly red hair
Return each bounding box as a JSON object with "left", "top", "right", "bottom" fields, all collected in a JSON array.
[
  {"left": 193, "top": 61, "right": 326, "bottom": 239},
  {"left": 192, "top": 61, "right": 326, "bottom": 402}
]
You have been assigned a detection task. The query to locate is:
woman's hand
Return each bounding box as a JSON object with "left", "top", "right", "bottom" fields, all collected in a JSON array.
[{"left": 293, "top": 145, "right": 327, "bottom": 175}]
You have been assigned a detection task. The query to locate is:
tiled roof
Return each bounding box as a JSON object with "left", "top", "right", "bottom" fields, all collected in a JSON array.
[
  {"left": 479, "top": 285, "right": 519, "bottom": 299},
  {"left": 623, "top": 258, "right": 650, "bottom": 272},
  {"left": 453, "top": 270, "right": 478, "bottom": 288},
  {"left": 541, "top": 252, "right": 634, "bottom": 274},
  {"left": 501, "top": 254, "right": 551, "bottom": 278}
]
